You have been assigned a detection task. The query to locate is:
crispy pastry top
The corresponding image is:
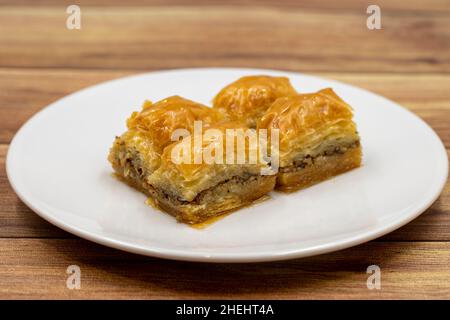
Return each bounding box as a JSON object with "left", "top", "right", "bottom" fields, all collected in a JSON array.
[
  {"left": 258, "top": 88, "right": 360, "bottom": 167},
  {"left": 147, "top": 123, "right": 272, "bottom": 202},
  {"left": 213, "top": 76, "right": 297, "bottom": 127},
  {"left": 126, "top": 95, "right": 224, "bottom": 151}
]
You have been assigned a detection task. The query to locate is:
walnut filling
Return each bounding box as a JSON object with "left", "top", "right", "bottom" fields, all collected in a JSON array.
[
  {"left": 151, "top": 174, "right": 262, "bottom": 206},
  {"left": 280, "top": 140, "right": 360, "bottom": 173},
  {"left": 113, "top": 148, "right": 263, "bottom": 206}
]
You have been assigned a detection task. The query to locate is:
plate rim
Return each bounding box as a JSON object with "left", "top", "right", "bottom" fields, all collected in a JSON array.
[{"left": 6, "top": 67, "right": 449, "bottom": 263}]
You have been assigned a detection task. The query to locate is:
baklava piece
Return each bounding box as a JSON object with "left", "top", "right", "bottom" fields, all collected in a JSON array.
[
  {"left": 108, "top": 95, "right": 223, "bottom": 193},
  {"left": 213, "top": 75, "right": 297, "bottom": 128},
  {"left": 146, "top": 124, "right": 276, "bottom": 224},
  {"left": 109, "top": 96, "right": 275, "bottom": 224},
  {"left": 258, "top": 88, "right": 362, "bottom": 192}
]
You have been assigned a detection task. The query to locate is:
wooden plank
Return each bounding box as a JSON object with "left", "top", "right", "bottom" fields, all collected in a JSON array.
[
  {"left": 1, "top": 69, "right": 449, "bottom": 240},
  {"left": 1, "top": 144, "right": 449, "bottom": 240},
  {"left": 0, "top": 69, "right": 130, "bottom": 144},
  {"left": 1, "top": 1, "right": 449, "bottom": 13},
  {"left": 325, "top": 73, "right": 450, "bottom": 150},
  {"left": 1, "top": 69, "right": 450, "bottom": 145},
  {"left": 0, "top": 6, "right": 449, "bottom": 72},
  {"left": 0, "top": 0, "right": 448, "bottom": 301},
  {"left": 0, "top": 239, "right": 449, "bottom": 299}
]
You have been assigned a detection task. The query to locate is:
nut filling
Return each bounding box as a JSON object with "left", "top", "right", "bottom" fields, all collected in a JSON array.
[
  {"left": 152, "top": 174, "right": 264, "bottom": 206},
  {"left": 280, "top": 140, "right": 360, "bottom": 173},
  {"left": 114, "top": 149, "right": 265, "bottom": 206}
]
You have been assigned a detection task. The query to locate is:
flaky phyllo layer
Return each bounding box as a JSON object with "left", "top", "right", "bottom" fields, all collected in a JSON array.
[
  {"left": 108, "top": 95, "right": 278, "bottom": 223},
  {"left": 258, "top": 88, "right": 361, "bottom": 168},
  {"left": 149, "top": 124, "right": 275, "bottom": 202},
  {"left": 213, "top": 75, "right": 298, "bottom": 128},
  {"left": 127, "top": 96, "right": 224, "bottom": 151},
  {"left": 257, "top": 88, "right": 362, "bottom": 191},
  {"left": 109, "top": 79, "right": 362, "bottom": 223}
]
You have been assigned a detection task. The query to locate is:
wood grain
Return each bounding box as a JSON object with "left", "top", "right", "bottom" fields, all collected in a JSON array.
[
  {"left": 1, "top": 69, "right": 450, "bottom": 145},
  {"left": 1, "top": 0, "right": 450, "bottom": 13},
  {"left": 1, "top": 143, "right": 449, "bottom": 241},
  {"left": 0, "top": 5, "right": 449, "bottom": 72},
  {"left": 1, "top": 70, "right": 449, "bottom": 241},
  {"left": 0, "top": 0, "right": 449, "bottom": 299},
  {"left": 1, "top": 239, "right": 449, "bottom": 299}
]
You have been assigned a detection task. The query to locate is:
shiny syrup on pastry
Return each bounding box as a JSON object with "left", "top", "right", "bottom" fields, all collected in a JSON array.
[
  {"left": 190, "top": 194, "right": 272, "bottom": 229},
  {"left": 145, "top": 194, "right": 272, "bottom": 229}
]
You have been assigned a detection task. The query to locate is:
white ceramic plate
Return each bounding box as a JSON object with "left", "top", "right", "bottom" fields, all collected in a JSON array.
[{"left": 6, "top": 68, "right": 448, "bottom": 263}]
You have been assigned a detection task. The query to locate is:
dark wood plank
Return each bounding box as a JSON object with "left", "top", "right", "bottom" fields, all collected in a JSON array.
[
  {"left": 0, "top": 69, "right": 130, "bottom": 144},
  {"left": 1, "top": 0, "right": 449, "bottom": 300},
  {"left": 1, "top": 69, "right": 450, "bottom": 145},
  {"left": 0, "top": 6, "right": 449, "bottom": 72},
  {"left": 1, "top": 0, "right": 449, "bottom": 13},
  {"left": 1, "top": 70, "right": 448, "bottom": 240},
  {"left": 1, "top": 239, "right": 449, "bottom": 299},
  {"left": 1, "top": 144, "right": 449, "bottom": 240}
]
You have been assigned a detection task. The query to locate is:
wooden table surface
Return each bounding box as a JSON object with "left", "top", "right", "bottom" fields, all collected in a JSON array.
[{"left": 1, "top": 0, "right": 449, "bottom": 299}]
